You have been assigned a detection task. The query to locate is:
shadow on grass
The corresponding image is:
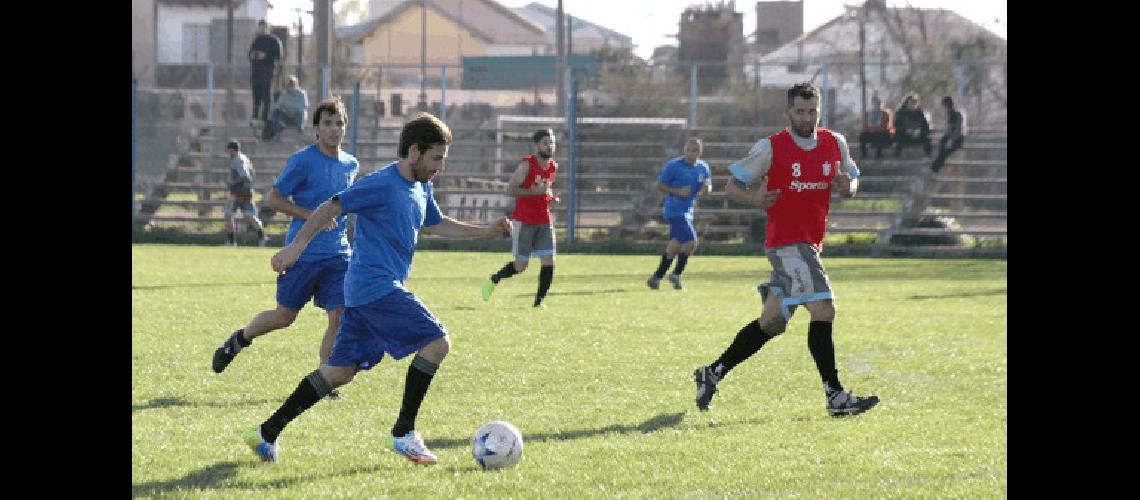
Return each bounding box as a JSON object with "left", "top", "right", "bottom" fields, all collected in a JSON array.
[
  {"left": 132, "top": 397, "right": 278, "bottom": 412},
  {"left": 513, "top": 288, "right": 630, "bottom": 298},
  {"left": 132, "top": 461, "right": 243, "bottom": 497},
  {"left": 424, "top": 411, "right": 685, "bottom": 450},
  {"left": 910, "top": 288, "right": 1006, "bottom": 300},
  {"left": 133, "top": 281, "right": 275, "bottom": 291}
]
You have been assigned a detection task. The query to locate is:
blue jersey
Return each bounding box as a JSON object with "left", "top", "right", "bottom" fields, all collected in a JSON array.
[
  {"left": 274, "top": 145, "right": 359, "bottom": 262},
  {"left": 336, "top": 162, "right": 443, "bottom": 307},
  {"left": 657, "top": 157, "right": 711, "bottom": 220}
]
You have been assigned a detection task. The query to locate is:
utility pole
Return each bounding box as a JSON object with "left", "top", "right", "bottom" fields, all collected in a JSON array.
[
  {"left": 314, "top": 0, "right": 331, "bottom": 98},
  {"left": 225, "top": 0, "right": 234, "bottom": 123},
  {"left": 858, "top": 3, "right": 867, "bottom": 131},
  {"left": 419, "top": 0, "right": 427, "bottom": 110},
  {"left": 555, "top": 0, "right": 565, "bottom": 114},
  {"left": 296, "top": 8, "right": 305, "bottom": 83}
]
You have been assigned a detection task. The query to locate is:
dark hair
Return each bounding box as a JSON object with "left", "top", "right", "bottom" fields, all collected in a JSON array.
[
  {"left": 399, "top": 113, "right": 453, "bottom": 158},
  {"left": 942, "top": 95, "right": 956, "bottom": 110},
  {"left": 312, "top": 96, "right": 348, "bottom": 127},
  {"left": 786, "top": 83, "right": 820, "bottom": 108},
  {"left": 532, "top": 128, "right": 554, "bottom": 143},
  {"left": 685, "top": 137, "right": 702, "bottom": 148},
  {"left": 226, "top": 140, "right": 241, "bottom": 151}
]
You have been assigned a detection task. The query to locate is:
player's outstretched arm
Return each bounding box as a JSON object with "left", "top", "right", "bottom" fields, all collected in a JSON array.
[
  {"left": 726, "top": 177, "right": 780, "bottom": 208},
  {"left": 422, "top": 216, "right": 511, "bottom": 239},
  {"left": 271, "top": 199, "right": 343, "bottom": 272}
]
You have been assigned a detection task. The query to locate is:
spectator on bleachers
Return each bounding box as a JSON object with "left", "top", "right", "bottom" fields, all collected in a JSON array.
[
  {"left": 223, "top": 140, "right": 268, "bottom": 247},
  {"left": 262, "top": 76, "right": 308, "bottom": 141},
  {"left": 858, "top": 93, "right": 894, "bottom": 159},
  {"left": 893, "top": 93, "right": 932, "bottom": 157},
  {"left": 931, "top": 95, "right": 968, "bottom": 173},
  {"left": 247, "top": 20, "right": 282, "bottom": 126}
]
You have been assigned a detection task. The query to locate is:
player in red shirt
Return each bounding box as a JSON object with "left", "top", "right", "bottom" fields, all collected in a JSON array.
[
  {"left": 480, "top": 129, "right": 560, "bottom": 308},
  {"left": 693, "top": 83, "right": 879, "bottom": 416}
]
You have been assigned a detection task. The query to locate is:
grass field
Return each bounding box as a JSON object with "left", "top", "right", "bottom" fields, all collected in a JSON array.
[{"left": 132, "top": 244, "right": 1007, "bottom": 498}]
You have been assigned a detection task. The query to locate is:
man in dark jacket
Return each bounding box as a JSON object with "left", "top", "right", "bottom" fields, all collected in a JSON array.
[
  {"left": 248, "top": 20, "right": 282, "bottom": 125},
  {"left": 893, "top": 93, "right": 932, "bottom": 157}
]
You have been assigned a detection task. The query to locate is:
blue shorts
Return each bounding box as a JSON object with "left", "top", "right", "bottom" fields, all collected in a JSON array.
[
  {"left": 276, "top": 255, "right": 349, "bottom": 311},
  {"left": 326, "top": 289, "right": 448, "bottom": 371},
  {"left": 667, "top": 217, "right": 697, "bottom": 243}
]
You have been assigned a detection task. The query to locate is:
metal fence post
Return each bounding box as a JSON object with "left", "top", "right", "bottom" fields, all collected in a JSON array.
[
  {"left": 689, "top": 64, "right": 698, "bottom": 130},
  {"left": 439, "top": 65, "right": 447, "bottom": 120},
  {"left": 321, "top": 64, "right": 330, "bottom": 100},
  {"left": 566, "top": 77, "right": 578, "bottom": 245},
  {"left": 955, "top": 63, "right": 965, "bottom": 107},
  {"left": 820, "top": 62, "right": 829, "bottom": 128},
  {"left": 350, "top": 81, "right": 360, "bottom": 156},
  {"left": 132, "top": 78, "right": 138, "bottom": 226},
  {"left": 206, "top": 64, "right": 214, "bottom": 123}
]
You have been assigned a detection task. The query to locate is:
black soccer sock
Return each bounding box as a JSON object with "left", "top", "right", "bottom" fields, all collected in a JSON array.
[
  {"left": 391, "top": 355, "right": 439, "bottom": 438},
  {"left": 261, "top": 370, "right": 331, "bottom": 443},
  {"left": 256, "top": 227, "right": 265, "bottom": 239},
  {"left": 652, "top": 253, "right": 674, "bottom": 279},
  {"left": 491, "top": 261, "right": 519, "bottom": 284},
  {"left": 535, "top": 265, "right": 554, "bottom": 306},
  {"left": 225, "top": 231, "right": 235, "bottom": 244},
  {"left": 672, "top": 253, "right": 690, "bottom": 276},
  {"left": 711, "top": 320, "right": 773, "bottom": 377},
  {"left": 233, "top": 329, "right": 252, "bottom": 347},
  {"left": 807, "top": 321, "right": 844, "bottom": 394}
]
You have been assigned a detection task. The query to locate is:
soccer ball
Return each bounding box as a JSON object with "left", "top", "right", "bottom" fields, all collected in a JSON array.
[{"left": 471, "top": 421, "right": 523, "bottom": 470}]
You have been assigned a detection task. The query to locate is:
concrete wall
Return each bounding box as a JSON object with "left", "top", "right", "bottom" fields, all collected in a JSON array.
[{"left": 132, "top": 0, "right": 157, "bottom": 86}]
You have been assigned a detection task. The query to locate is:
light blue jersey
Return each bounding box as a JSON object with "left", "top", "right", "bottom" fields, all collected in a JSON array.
[
  {"left": 274, "top": 144, "right": 359, "bottom": 261},
  {"left": 657, "top": 157, "right": 711, "bottom": 220},
  {"left": 335, "top": 163, "right": 442, "bottom": 307}
]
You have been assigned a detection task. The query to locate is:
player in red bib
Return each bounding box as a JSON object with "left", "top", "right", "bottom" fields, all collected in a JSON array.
[
  {"left": 481, "top": 129, "right": 560, "bottom": 308},
  {"left": 692, "top": 83, "right": 879, "bottom": 416}
]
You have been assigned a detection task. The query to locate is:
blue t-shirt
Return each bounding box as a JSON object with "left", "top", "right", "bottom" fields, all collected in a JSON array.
[
  {"left": 336, "top": 162, "right": 443, "bottom": 307},
  {"left": 657, "top": 157, "right": 711, "bottom": 220},
  {"left": 273, "top": 144, "right": 359, "bottom": 261}
]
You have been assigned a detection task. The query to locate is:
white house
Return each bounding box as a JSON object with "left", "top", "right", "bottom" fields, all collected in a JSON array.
[{"left": 155, "top": 0, "right": 272, "bottom": 65}]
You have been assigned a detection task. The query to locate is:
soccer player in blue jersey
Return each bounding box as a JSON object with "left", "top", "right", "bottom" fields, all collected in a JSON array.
[
  {"left": 647, "top": 138, "right": 711, "bottom": 290},
  {"left": 212, "top": 98, "right": 359, "bottom": 403},
  {"left": 242, "top": 113, "right": 511, "bottom": 465}
]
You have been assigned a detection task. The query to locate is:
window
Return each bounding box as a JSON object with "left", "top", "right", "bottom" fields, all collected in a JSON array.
[{"left": 181, "top": 23, "right": 210, "bottom": 63}]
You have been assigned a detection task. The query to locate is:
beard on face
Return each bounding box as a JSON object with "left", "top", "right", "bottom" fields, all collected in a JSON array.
[{"left": 538, "top": 151, "right": 552, "bottom": 160}]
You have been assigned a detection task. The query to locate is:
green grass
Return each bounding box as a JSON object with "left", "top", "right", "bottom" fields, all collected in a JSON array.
[{"left": 133, "top": 245, "right": 1006, "bottom": 497}]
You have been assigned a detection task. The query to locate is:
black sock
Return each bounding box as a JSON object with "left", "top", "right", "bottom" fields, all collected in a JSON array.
[
  {"left": 225, "top": 232, "right": 235, "bottom": 244},
  {"left": 652, "top": 253, "right": 674, "bottom": 279},
  {"left": 535, "top": 265, "right": 554, "bottom": 306},
  {"left": 391, "top": 355, "right": 438, "bottom": 438},
  {"left": 261, "top": 370, "right": 331, "bottom": 443},
  {"left": 491, "top": 261, "right": 519, "bottom": 284},
  {"left": 256, "top": 227, "right": 265, "bottom": 239},
  {"left": 711, "top": 320, "right": 773, "bottom": 377},
  {"left": 233, "top": 329, "right": 252, "bottom": 348},
  {"left": 672, "top": 253, "right": 689, "bottom": 275},
  {"left": 807, "top": 321, "right": 844, "bottom": 394}
]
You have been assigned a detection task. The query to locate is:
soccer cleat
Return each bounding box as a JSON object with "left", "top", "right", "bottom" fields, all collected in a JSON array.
[
  {"left": 243, "top": 427, "right": 279, "bottom": 463},
  {"left": 387, "top": 431, "right": 438, "bottom": 464},
  {"left": 481, "top": 279, "right": 496, "bottom": 302},
  {"left": 212, "top": 332, "right": 244, "bottom": 374},
  {"left": 667, "top": 274, "right": 683, "bottom": 290},
  {"left": 533, "top": 303, "right": 546, "bottom": 309},
  {"left": 693, "top": 365, "right": 720, "bottom": 411},
  {"left": 325, "top": 389, "right": 342, "bottom": 401},
  {"left": 826, "top": 390, "right": 880, "bottom": 417},
  {"left": 647, "top": 276, "right": 661, "bottom": 290}
]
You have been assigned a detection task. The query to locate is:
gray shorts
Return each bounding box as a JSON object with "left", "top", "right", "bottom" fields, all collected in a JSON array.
[
  {"left": 224, "top": 197, "right": 258, "bottom": 217},
  {"left": 511, "top": 220, "right": 555, "bottom": 260},
  {"left": 758, "top": 243, "right": 833, "bottom": 320}
]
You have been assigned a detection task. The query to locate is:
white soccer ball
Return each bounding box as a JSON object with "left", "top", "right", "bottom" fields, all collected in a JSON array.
[{"left": 471, "top": 421, "right": 523, "bottom": 470}]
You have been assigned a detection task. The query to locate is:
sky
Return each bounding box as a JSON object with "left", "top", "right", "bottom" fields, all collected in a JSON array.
[{"left": 266, "top": 0, "right": 1006, "bottom": 60}]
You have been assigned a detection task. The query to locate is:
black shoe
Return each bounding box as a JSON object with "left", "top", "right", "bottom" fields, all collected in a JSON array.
[
  {"left": 325, "top": 389, "right": 342, "bottom": 400},
  {"left": 212, "top": 332, "right": 244, "bottom": 373},
  {"left": 827, "top": 390, "right": 880, "bottom": 416},
  {"left": 647, "top": 276, "right": 661, "bottom": 290},
  {"left": 693, "top": 366, "right": 720, "bottom": 411}
]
